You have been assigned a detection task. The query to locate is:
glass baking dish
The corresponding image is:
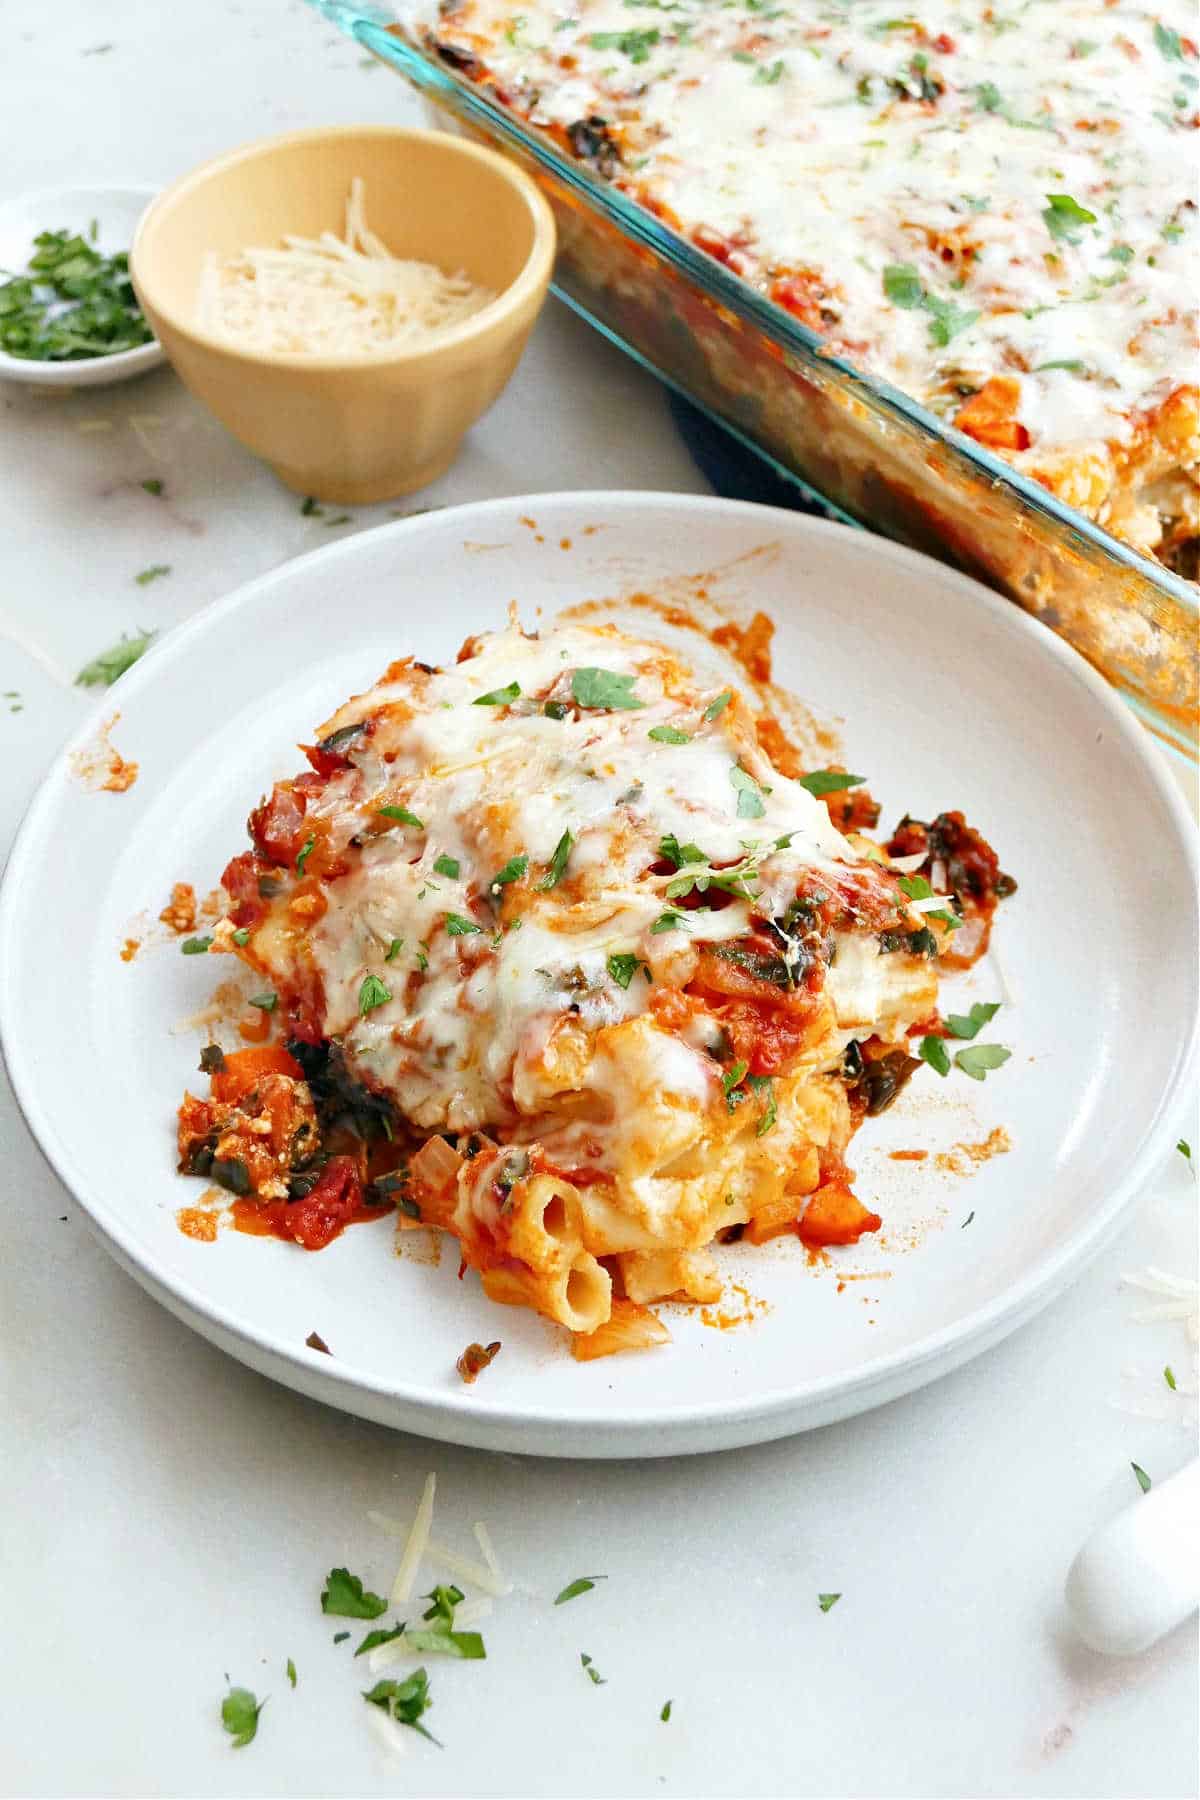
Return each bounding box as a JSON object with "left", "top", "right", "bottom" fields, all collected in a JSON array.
[{"left": 311, "top": 0, "right": 1197, "bottom": 761}]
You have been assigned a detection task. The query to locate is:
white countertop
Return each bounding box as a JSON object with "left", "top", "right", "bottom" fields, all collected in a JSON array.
[{"left": 1, "top": 5, "right": 1196, "bottom": 1796}]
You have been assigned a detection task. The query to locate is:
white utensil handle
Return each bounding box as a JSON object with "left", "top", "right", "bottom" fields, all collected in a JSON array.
[{"left": 1066, "top": 1458, "right": 1200, "bottom": 1656}]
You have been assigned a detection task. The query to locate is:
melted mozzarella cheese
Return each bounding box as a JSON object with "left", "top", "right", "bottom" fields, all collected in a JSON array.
[{"left": 262, "top": 620, "right": 921, "bottom": 1136}]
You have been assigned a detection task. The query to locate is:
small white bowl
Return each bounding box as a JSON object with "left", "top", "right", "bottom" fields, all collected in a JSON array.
[{"left": 0, "top": 184, "right": 165, "bottom": 388}]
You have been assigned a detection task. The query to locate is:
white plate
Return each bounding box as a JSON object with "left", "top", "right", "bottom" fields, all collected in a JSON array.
[
  {"left": 0, "top": 185, "right": 165, "bottom": 387},
  {"left": 1, "top": 494, "right": 1195, "bottom": 1456}
]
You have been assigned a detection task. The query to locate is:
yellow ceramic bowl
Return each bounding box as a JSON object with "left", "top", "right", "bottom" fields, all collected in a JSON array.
[{"left": 130, "top": 126, "right": 555, "bottom": 502}]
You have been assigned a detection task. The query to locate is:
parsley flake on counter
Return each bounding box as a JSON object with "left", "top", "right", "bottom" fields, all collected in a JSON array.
[
  {"left": 580, "top": 1652, "right": 606, "bottom": 1685},
  {"left": 648, "top": 724, "right": 690, "bottom": 744},
  {"left": 660, "top": 1700, "right": 673, "bottom": 1722},
  {"left": 1178, "top": 1139, "right": 1192, "bottom": 1162},
  {"left": 1043, "top": 193, "right": 1097, "bottom": 243},
  {"left": 358, "top": 974, "right": 391, "bottom": 1016},
  {"left": 572, "top": 666, "right": 644, "bottom": 710},
  {"left": 919, "top": 1035, "right": 951, "bottom": 1077},
  {"left": 818, "top": 1593, "right": 842, "bottom": 1613},
  {"left": 961, "top": 1211, "right": 975, "bottom": 1229},
  {"left": 473, "top": 681, "right": 520, "bottom": 706},
  {"left": 1131, "top": 1461, "right": 1152, "bottom": 1495},
  {"left": 703, "top": 690, "right": 732, "bottom": 721},
  {"left": 554, "top": 1575, "right": 606, "bottom": 1605},
  {"left": 797, "top": 769, "right": 865, "bottom": 797},
  {"left": 135, "top": 563, "right": 171, "bottom": 586},
  {"left": 1164, "top": 1365, "right": 1177, "bottom": 1391},
  {"left": 220, "top": 1686, "right": 265, "bottom": 1749},
  {"left": 945, "top": 1001, "right": 1001, "bottom": 1039},
  {"left": 322, "top": 1566, "right": 389, "bottom": 1619},
  {"left": 491, "top": 854, "right": 529, "bottom": 892},
  {"left": 180, "top": 935, "right": 214, "bottom": 956},
  {"left": 75, "top": 627, "right": 156, "bottom": 688},
  {"left": 378, "top": 804, "right": 424, "bottom": 829},
  {"left": 954, "top": 1043, "right": 1010, "bottom": 1081},
  {"left": 301, "top": 496, "right": 323, "bottom": 516},
  {"left": 538, "top": 830, "right": 574, "bottom": 891},
  {"left": 141, "top": 477, "right": 163, "bottom": 496},
  {"left": 362, "top": 1668, "right": 441, "bottom": 1745},
  {"left": 286, "top": 1659, "right": 297, "bottom": 1688},
  {"left": 333, "top": 1631, "right": 350, "bottom": 1643},
  {"left": 445, "top": 912, "right": 482, "bottom": 936},
  {"left": 355, "top": 1621, "right": 408, "bottom": 1657},
  {"left": 296, "top": 835, "right": 316, "bottom": 876},
  {"left": 433, "top": 853, "right": 460, "bottom": 879}
]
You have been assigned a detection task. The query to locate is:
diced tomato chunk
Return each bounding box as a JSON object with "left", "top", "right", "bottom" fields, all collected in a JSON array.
[
  {"left": 263, "top": 1155, "right": 363, "bottom": 1251},
  {"left": 221, "top": 851, "right": 272, "bottom": 927},
  {"left": 248, "top": 781, "right": 308, "bottom": 865}
]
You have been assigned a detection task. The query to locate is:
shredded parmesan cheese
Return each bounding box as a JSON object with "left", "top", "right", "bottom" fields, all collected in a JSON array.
[
  {"left": 473, "top": 1521, "right": 510, "bottom": 1594},
  {"left": 390, "top": 1471, "right": 436, "bottom": 1606},
  {"left": 198, "top": 178, "right": 495, "bottom": 354},
  {"left": 424, "top": 1537, "right": 508, "bottom": 1596}
]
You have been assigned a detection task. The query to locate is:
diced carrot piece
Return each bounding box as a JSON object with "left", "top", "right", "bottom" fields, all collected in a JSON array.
[
  {"left": 798, "top": 1182, "right": 882, "bottom": 1247},
  {"left": 954, "top": 377, "right": 1031, "bottom": 452},
  {"left": 210, "top": 1043, "right": 304, "bottom": 1103}
]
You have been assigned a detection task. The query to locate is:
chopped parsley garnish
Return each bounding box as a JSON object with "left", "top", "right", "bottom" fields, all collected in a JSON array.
[
  {"left": 322, "top": 1567, "right": 388, "bottom": 1619},
  {"left": 722, "top": 1060, "right": 750, "bottom": 1111},
  {"left": 220, "top": 1686, "right": 264, "bottom": 1749},
  {"left": 1131, "top": 1461, "right": 1152, "bottom": 1495},
  {"left": 433, "top": 853, "right": 460, "bottom": 879},
  {"left": 730, "top": 762, "right": 766, "bottom": 820},
  {"left": 571, "top": 666, "right": 645, "bottom": 710},
  {"left": 961, "top": 1211, "right": 975, "bottom": 1229},
  {"left": 543, "top": 698, "right": 570, "bottom": 720},
  {"left": 0, "top": 228, "right": 154, "bottom": 362},
  {"left": 797, "top": 769, "right": 865, "bottom": 797},
  {"left": 748, "top": 1073, "right": 777, "bottom": 1135},
  {"left": 818, "top": 1593, "right": 842, "bottom": 1613},
  {"left": 354, "top": 1621, "right": 407, "bottom": 1657},
  {"left": 587, "top": 25, "right": 659, "bottom": 61},
  {"left": 378, "top": 805, "right": 424, "bottom": 829},
  {"left": 703, "top": 690, "right": 733, "bottom": 722},
  {"left": 473, "top": 681, "right": 520, "bottom": 706},
  {"left": 301, "top": 496, "right": 323, "bottom": 516},
  {"left": 445, "top": 912, "right": 482, "bottom": 936},
  {"left": 180, "top": 935, "right": 213, "bottom": 955},
  {"left": 607, "top": 952, "right": 646, "bottom": 989},
  {"left": 580, "top": 1652, "right": 606, "bottom": 1685},
  {"left": 1043, "top": 193, "right": 1097, "bottom": 243},
  {"left": 358, "top": 974, "right": 391, "bottom": 1016},
  {"left": 648, "top": 724, "right": 690, "bottom": 744},
  {"left": 247, "top": 992, "right": 277, "bottom": 1012},
  {"left": 385, "top": 938, "right": 405, "bottom": 961},
  {"left": 422, "top": 1584, "right": 464, "bottom": 1624},
  {"left": 954, "top": 1043, "right": 1010, "bottom": 1081},
  {"left": 135, "top": 563, "right": 171, "bottom": 586},
  {"left": 362, "top": 1669, "right": 440, "bottom": 1746},
  {"left": 232, "top": 928, "right": 250, "bottom": 946},
  {"left": 1178, "top": 1139, "right": 1192, "bottom": 1161},
  {"left": 1164, "top": 1366, "right": 1177, "bottom": 1391},
  {"left": 897, "top": 873, "right": 961, "bottom": 930},
  {"left": 755, "top": 57, "right": 785, "bottom": 82},
  {"left": 538, "top": 830, "right": 574, "bottom": 890},
  {"left": 651, "top": 910, "right": 688, "bottom": 933},
  {"left": 881, "top": 263, "right": 979, "bottom": 344},
  {"left": 945, "top": 1001, "right": 1001, "bottom": 1039},
  {"left": 555, "top": 1575, "right": 607, "bottom": 1605},
  {"left": 75, "top": 627, "right": 156, "bottom": 688},
  {"left": 286, "top": 1658, "right": 296, "bottom": 1688},
  {"left": 490, "top": 855, "right": 529, "bottom": 892},
  {"left": 919, "top": 1035, "right": 951, "bottom": 1077},
  {"left": 661, "top": 1700, "right": 673, "bottom": 1722},
  {"left": 415, "top": 945, "right": 429, "bottom": 971},
  {"left": 1035, "top": 359, "right": 1087, "bottom": 372},
  {"left": 974, "top": 80, "right": 1003, "bottom": 111},
  {"left": 1154, "top": 20, "right": 1185, "bottom": 60},
  {"left": 333, "top": 1632, "right": 350, "bottom": 1644},
  {"left": 296, "top": 835, "right": 315, "bottom": 876},
  {"left": 659, "top": 834, "right": 706, "bottom": 869}
]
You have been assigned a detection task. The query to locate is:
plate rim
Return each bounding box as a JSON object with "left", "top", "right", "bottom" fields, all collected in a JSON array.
[{"left": 2, "top": 491, "right": 1196, "bottom": 1445}]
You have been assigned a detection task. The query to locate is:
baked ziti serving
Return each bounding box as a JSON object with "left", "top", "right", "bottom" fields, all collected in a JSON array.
[{"left": 175, "top": 612, "right": 1013, "bottom": 1356}]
